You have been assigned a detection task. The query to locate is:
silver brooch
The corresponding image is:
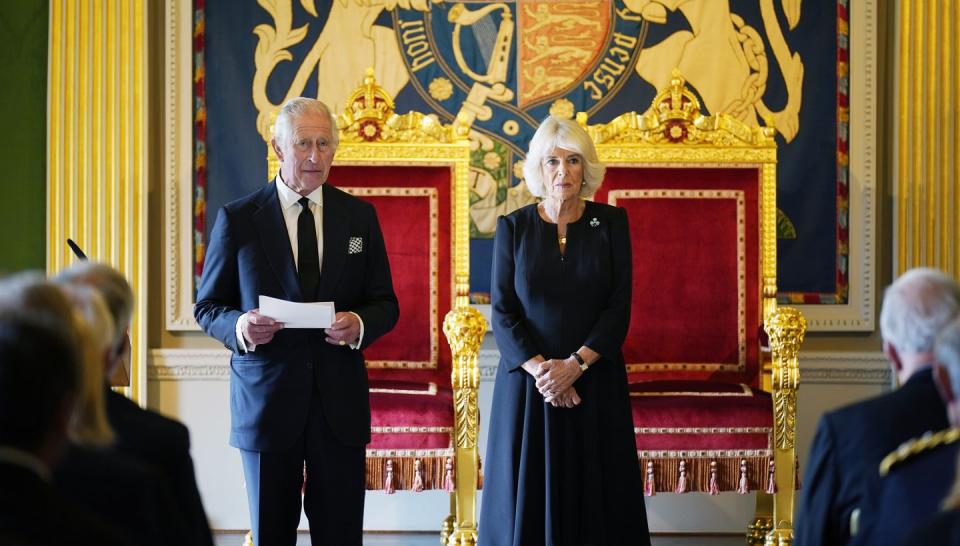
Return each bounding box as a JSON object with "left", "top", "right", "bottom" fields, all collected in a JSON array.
[{"left": 589, "top": 217, "right": 600, "bottom": 227}]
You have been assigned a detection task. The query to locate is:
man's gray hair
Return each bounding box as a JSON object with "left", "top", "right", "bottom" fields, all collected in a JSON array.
[
  {"left": 880, "top": 268, "right": 960, "bottom": 354},
  {"left": 273, "top": 97, "right": 339, "bottom": 151},
  {"left": 54, "top": 261, "right": 133, "bottom": 347},
  {"left": 522, "top": 116, "right": 605, "bottom": 198},
  {"left": 935, "top": 317, "right": 960, "bottom": 400}
]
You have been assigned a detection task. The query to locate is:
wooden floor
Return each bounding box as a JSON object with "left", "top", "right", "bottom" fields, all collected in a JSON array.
[{"left": 213, "top": 531, "right": 745, "bottom": 545}]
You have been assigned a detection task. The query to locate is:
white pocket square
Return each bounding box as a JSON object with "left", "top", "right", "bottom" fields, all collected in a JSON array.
[{"left": 348, "top": 237, "right": 363, "bottom": 254}]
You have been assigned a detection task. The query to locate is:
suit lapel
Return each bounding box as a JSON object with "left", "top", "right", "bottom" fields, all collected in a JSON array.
[
  {"left": 252, "top": 183, "right": 302, "bottom": 301},
  {"left": 317, "top": 184, "right": 348, "bottom": 301}
]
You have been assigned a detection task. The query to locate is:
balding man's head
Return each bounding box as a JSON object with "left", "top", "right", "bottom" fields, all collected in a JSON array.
[{"left": 880, "top": 268, "right": 960, "bottom": 381}]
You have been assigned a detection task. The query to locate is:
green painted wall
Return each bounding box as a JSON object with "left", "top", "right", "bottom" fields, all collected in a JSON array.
[{"left": 0, "top": 1, "right": 47, "bottom": 273}]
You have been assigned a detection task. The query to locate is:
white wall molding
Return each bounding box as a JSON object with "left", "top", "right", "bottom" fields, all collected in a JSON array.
[
  {"left": 799, "top": 351, "right": 890, "bottom": 385},
  {"left": 149, "top": 349, "right": 230, "bottom": 380},
  {"left": 149, "top": 348, "right": 888, "bottom": 385}
]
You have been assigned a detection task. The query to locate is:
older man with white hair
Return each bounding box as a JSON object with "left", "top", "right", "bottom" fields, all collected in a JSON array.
[
  {"left": 795, "top": 268, "right": 960, "bottom": 546},
  {"left": 854, "top": 316, "right": 960, "bottom": 545},
  {"left": 195, "top": 97, "right": 399, "bottom": 545}
]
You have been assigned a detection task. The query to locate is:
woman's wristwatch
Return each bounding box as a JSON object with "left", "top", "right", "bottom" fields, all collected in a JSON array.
[{"left": 571, "top": 352, "right": 589, "bottom": 372}]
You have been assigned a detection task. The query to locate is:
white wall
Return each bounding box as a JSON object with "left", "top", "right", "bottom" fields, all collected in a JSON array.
[{"left": 148, "top": 343, "right": 889, "bottom": 533}]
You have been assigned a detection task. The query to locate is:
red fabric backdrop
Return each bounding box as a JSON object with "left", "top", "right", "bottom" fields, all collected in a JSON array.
[
  {"left": 330, "top": 165, "right": 453, "bottom": 386},
  {"left": 595, "top": 167, "right": 762, "bottom": 387}
]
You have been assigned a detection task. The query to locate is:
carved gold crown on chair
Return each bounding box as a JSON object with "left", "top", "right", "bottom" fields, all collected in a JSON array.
[
  {"left": 338, "top": 68, "right": 469, "bottom": 145},
  {"left": 579, "top": 69, "right": 777, "bottom": 148}
]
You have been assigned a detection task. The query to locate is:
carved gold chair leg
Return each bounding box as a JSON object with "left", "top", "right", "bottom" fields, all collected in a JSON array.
[
  {"left": 765, "top": 307, "right": 806, "bottom": 546},
  {"left": 441, "top": 493, "right": 456, "bottom": 545},
  {"left": 747, "top": 493, "right": 773, "bottom": 545},
  {"left": 443, "top": 304, "right": 486, "bottom": 546}
]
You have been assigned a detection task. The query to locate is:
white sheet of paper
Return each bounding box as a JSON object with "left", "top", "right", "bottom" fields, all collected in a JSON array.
[{"left": 258, "top": 295, "right": 335, "bottom": 329}]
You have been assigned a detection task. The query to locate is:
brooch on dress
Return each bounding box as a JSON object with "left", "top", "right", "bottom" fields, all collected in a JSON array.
[{"left": 589, "top": 217, "right": 600, "bottom": 227}]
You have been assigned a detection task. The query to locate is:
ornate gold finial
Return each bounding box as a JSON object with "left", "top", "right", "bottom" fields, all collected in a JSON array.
[
  {"left": 652, "top": 69, "right": 702, "bottom": 143},
  {"left": 767, "top": 307, "right": 807, "bottom": 450},
  {"left": 580, "top": 68, "right": 777, "bottom": 147},
  {"left": 443, "top": 306, "right": 486, "bottom": 450},
  {"left": 766, "top": 307, "right": 807, "bottom": 364},
  {"left": 337, "top": 69, "right": 468, "bottom": 144},
  {"left": 340, "top": 68, "right": 396, "bottom": 142}
]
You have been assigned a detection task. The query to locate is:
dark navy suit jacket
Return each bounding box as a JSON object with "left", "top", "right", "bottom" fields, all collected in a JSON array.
[
  {"left": 105, "top": 389, "right": 212, "bottom": 546},
  {"left": 794, "top": 368, "right": 949, "bottom": 546},
  {"left": 852, "top": 436, "right": 960, "bottom": 545},
  {"left": 194, "top": 182, "right": 399, "bottom": 451}
]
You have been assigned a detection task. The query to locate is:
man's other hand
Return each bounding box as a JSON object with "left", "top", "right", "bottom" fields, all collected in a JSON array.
[{"left": 325, "top": 312, "right": 360, "bottom": 347}]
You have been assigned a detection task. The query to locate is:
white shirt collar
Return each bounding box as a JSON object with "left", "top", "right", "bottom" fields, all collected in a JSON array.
[
  {"left": 276, "top": 171, "right": 324, "bottom": 210},
  {"left": 0, "top": 446, "right": 51, "bottom": 482}
]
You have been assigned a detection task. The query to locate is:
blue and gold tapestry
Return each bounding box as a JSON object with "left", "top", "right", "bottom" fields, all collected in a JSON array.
[{"left": 194, "top": 0, "right": 848, "bottom": 303}]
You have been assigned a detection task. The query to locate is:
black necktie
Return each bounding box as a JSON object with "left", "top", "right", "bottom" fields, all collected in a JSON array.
[{"left": 297, "top": 197, "right": 320, "bottom": 301}]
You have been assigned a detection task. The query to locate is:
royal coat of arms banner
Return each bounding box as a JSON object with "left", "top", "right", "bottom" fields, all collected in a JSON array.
[{"left": 192, "top": 0, "right": 849, "bottom": 304}]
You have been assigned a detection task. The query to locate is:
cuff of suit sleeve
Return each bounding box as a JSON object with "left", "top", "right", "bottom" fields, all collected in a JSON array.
[
  {"left": 235, "top": 313, "right": 256, "bottom": 353},
  {"left": 348, "top": 312, "right": 364, "bottom": 350}
]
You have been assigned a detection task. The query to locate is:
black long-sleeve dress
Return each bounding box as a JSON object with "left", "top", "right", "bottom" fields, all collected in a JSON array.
[{"left": 479, "top": 201, "right": 650, "bottom": 546}]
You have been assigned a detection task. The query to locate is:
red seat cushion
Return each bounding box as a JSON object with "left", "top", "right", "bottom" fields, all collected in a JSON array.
[
  {"left": 630, "top": 380, "right": 774, "bottom": 493},
  {"left": 365, "top": 380, "right": 455, "bottom": 491},
  {"left": 368, "top": 380, "right": 453, "bottom": 451}
]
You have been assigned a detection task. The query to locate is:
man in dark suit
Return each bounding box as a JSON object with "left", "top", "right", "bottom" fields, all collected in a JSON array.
[
  {"left": 854, "top": 317, "right": 960, "bottom": 545},
  {"left": 194, "top": 97, "right": 399, "bottom": 545},
  {"left": 56, "top": 261, "right": 213, "bottom": 546},
  {"left": 794, "top": 268, "right": 960, "bottom": 546},
  {"left": 0, "top": 311, "right": 129, "bottom": 546}
]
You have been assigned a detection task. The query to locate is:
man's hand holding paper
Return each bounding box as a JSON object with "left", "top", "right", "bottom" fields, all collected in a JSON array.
[{"left": 240, "top": 308, "right": 283, "bottom": 346}]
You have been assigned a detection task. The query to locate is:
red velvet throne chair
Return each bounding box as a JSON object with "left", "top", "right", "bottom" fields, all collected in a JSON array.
[
  {"left": 295, "top": 71, "right": 483, "bottom": 544},
  {"left": 584, "top": 73, "right": 807, "bottom": 545}
]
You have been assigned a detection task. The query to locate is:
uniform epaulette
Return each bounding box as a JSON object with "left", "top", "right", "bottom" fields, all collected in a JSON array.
[{"left": 880, "top": 428, "right": 960, "bottom": 477}]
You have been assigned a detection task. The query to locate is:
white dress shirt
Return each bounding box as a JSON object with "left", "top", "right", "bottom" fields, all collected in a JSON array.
[{"left": 236, "top": 173, "right": 364, "bottom": 352}]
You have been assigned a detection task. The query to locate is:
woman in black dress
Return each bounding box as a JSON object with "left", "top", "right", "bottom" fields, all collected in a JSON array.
[{"left": 479, "top": 116, "right": 650, "bottom": 546}]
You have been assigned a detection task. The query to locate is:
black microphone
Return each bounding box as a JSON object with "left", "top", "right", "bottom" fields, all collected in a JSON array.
[{"left": 67, "top": 239, "right": 87, "bottom": 260}]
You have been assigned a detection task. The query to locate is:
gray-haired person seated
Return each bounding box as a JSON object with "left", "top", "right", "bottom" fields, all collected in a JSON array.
[{"left": 56, "top": 262, "right": 213, "bottom": 546}]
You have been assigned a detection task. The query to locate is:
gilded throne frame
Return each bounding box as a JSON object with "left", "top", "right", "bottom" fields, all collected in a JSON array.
[
  {"left": 331, "top": 71, "right": 484, "bottom": 545},
  {"left": 583, "top": 73, "right": 807, "bottom": 546}
]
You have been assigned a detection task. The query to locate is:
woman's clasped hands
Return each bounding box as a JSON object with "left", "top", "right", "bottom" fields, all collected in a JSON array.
[{"left": 535, "top": 357, "right": 582, "bottom": 408}]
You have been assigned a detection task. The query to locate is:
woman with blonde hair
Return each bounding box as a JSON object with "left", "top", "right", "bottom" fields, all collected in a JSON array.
[{"left": 480, "top": 116, "right": 649, "bottom": 545}]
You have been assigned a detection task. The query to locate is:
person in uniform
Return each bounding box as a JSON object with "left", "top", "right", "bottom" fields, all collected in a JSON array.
[
  {"left": 795, "top": 268, "right": 960, "bottom": 546},
  {"left": 865, "top": 317, "right": 960, "bottom": 545}
]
